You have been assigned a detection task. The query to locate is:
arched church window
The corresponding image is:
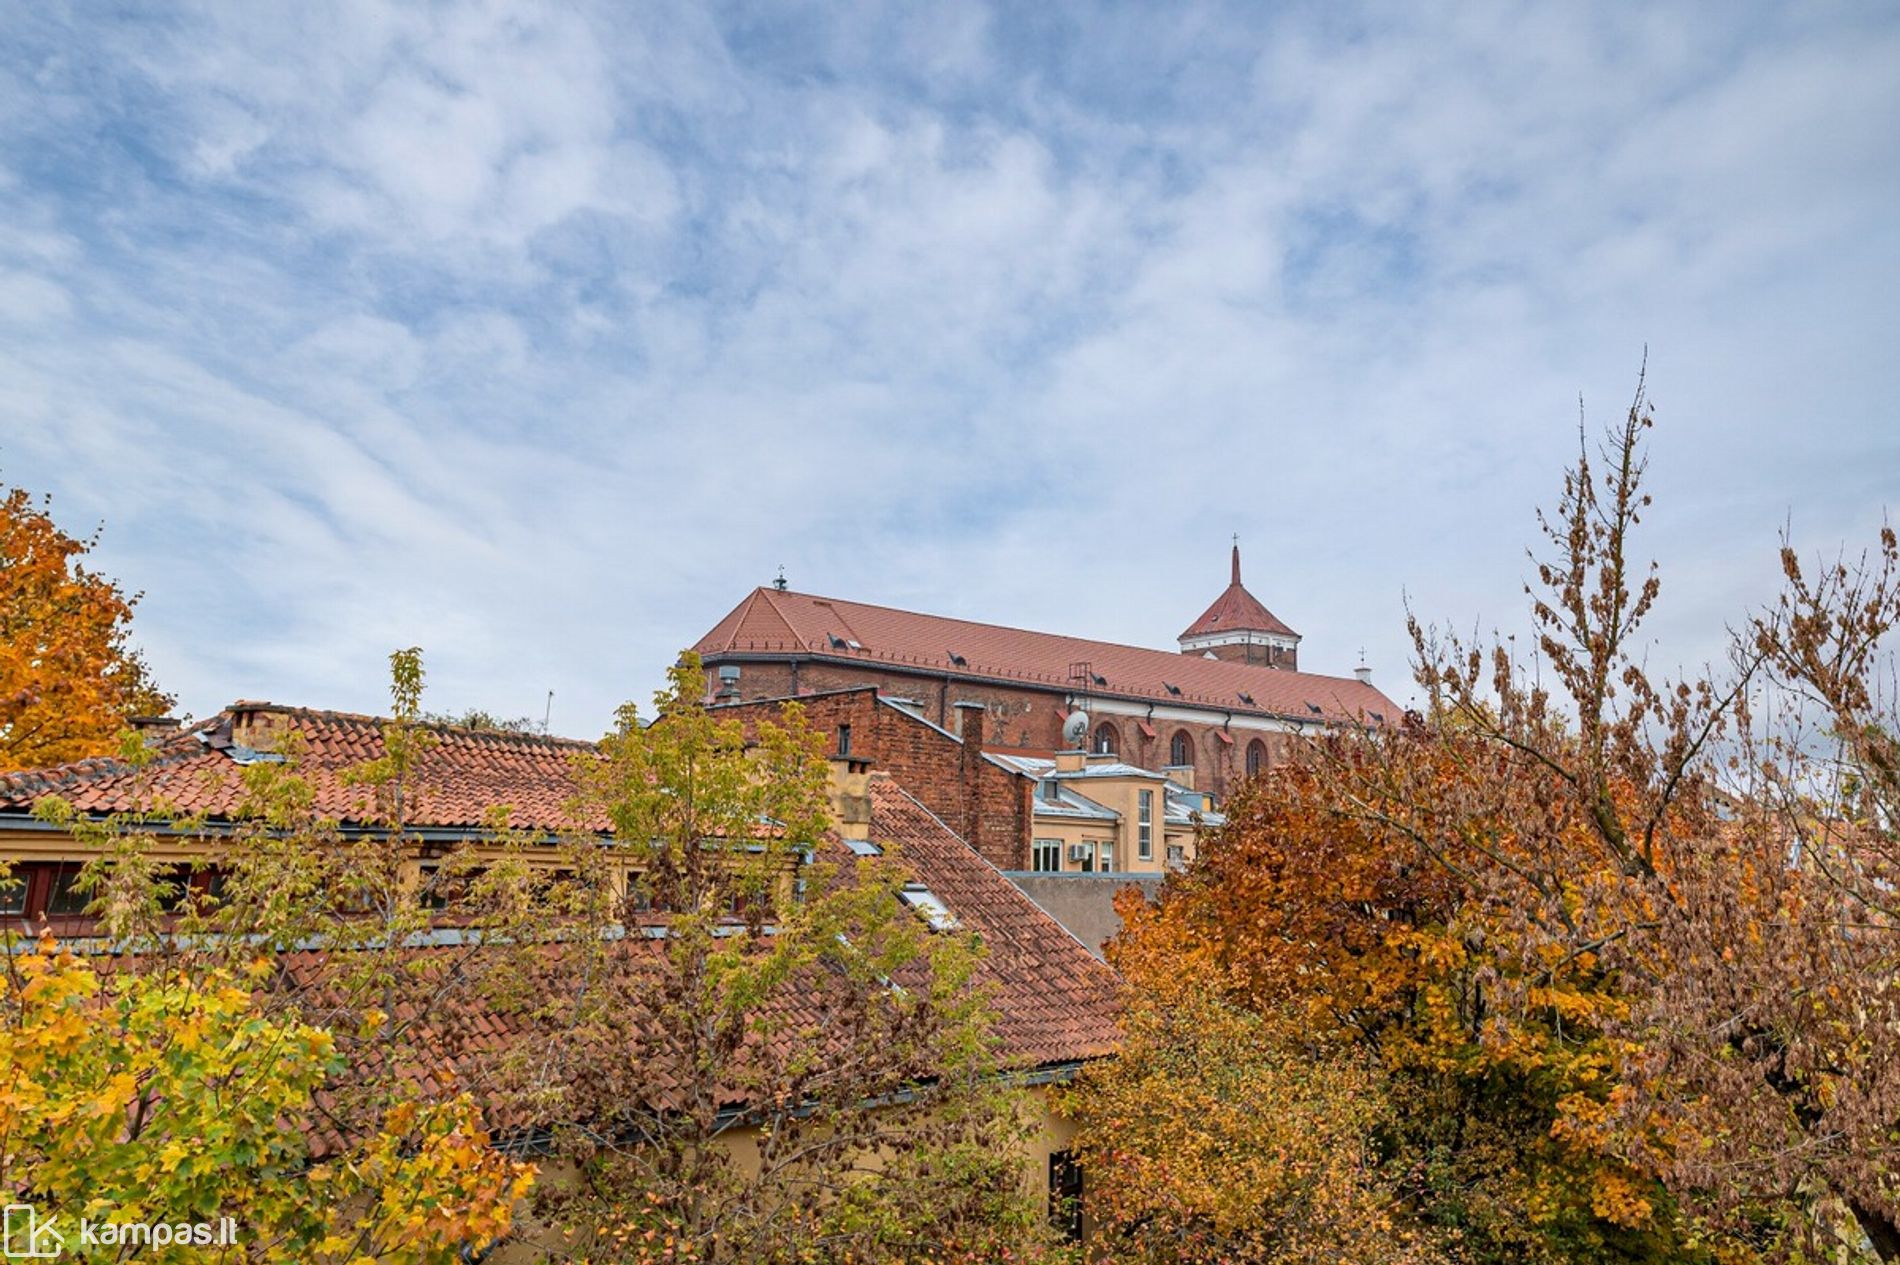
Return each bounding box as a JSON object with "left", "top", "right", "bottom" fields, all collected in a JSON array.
[
  {"left": 1169, "top": 730, "right": 1193, "bottom": 767},
  {"left": 1092, "top": 722, "right": 1119, "bottom": 755},
  {"left": 1246, "top": 739, "right": 1268, "bottom": 778}
]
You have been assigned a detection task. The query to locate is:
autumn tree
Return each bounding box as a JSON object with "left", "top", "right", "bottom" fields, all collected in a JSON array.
[
  {"left": 0, "top": 482, "right": 171, "bottom": 773},
  {"left": 0, "top": 938, "right": 529, "bottom": 1264},
  {"left": 498, "top": 655, "right": 1061, "bottom": 1264},
  {"left": 1386, "top": 378, "right": 1900, "bottom": 1258},
  {"left": 1068, "top": 895, "right": 1448, "bottom": 1265},
  {"left": 5, "top": 650, "right": 535, "bottom": 1262},
  {"left": 1086, "top": 373, "right": 1898, "bottom": 1263}
]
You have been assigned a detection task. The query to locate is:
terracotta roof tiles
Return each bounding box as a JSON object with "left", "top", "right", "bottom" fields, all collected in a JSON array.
[
  {"left": 0, "top": 705, "right": 600, "bottom": 833},
  {"left": 695, "top": 585, "right": 1392, "bottom": 725}
]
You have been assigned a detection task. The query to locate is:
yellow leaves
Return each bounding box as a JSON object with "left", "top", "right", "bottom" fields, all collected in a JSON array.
[{"left": 1589, "top": 1168, "right": 1655, "bottom": 1229}]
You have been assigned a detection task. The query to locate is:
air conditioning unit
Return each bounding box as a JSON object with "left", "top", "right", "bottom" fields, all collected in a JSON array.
[{"left": 1067, "top": 843, "right": 1092, "bottom": 863}]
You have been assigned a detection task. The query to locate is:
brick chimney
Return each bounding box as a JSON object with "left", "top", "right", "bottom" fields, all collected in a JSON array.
[{"left": 228, "top": 702, "right": 283, "bottom": 753}]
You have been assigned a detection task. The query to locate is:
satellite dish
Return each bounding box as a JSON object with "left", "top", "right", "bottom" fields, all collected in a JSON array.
[{"left": 1062, "top": 710, "right": 1090, "bottom": 748}]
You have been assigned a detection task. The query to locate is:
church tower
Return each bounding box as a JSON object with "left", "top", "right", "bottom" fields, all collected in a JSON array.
[{"left": 1178, "top": 545, "right": 1301, "bottom": 670}]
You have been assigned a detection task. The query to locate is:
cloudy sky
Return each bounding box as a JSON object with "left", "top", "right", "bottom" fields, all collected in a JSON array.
[{"left": 3, "top": 2, "right": 1895, "bottom": 735}]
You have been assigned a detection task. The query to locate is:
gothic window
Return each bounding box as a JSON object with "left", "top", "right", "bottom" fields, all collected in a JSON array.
[
  {"left": 1246, "top": 739, "right": 1268, "bottom": 778},
  {"left": 1092, "top": 722, "right": 1118, "bottom": 755},
  {"left": 1169, "top": 730, "right": 1194, "bottom": 767}
]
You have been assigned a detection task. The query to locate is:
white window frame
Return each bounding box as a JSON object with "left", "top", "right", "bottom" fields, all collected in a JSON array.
[
  {"left": 1137, "top": 789, "right": 1153, "bottom": 860},
  {"left": 1033, "top": 838, "right": 1062, "bottom": 873}
]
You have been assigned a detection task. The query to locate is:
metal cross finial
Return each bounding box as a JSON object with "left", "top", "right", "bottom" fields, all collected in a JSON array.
[{"left": 773, "top": 566, "right": 788, "bottom": 592}]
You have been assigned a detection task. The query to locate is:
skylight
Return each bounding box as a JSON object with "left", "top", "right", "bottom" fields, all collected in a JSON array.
[
  {"left": 899, "top": 882, "right": 958, "bottom": 931},
  {"left": 844, "top": 837, "right": 883, "bottom": 857}
]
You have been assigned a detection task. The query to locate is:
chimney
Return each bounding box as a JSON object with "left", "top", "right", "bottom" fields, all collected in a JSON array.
[
  {"left": 952, "top": 700, "right": 985, "bottom": 743},
  {"left": 827, "top": 757, "right": 874, "bottom": 843},
  {"left": 1054, "top": 749, "right": 1086, "bottom": 773},
  {"left": 128, "top": 715, "right": 179, "bottom": 733},
  {"left": 229, "top": 701, "right": 281, "bottom": 752}
]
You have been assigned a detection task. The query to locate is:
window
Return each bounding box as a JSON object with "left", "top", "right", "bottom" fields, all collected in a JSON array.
[
  {"left": 1169, "top": 730, "right": 1193, "bottom": 767},
  {"left": 899, "top": 882, "right": 957, "bottom": 931},
  {"left": 1033, "top": 838, "right": 1061, "bottom": 872},
  {"left": 0, "top": 872, "right": 26, "bottom": 917},
  {"left": 44, "top": 864, "right": 89, "bottom": 917},
  {"left": 837, "top": 724, "right": 852, "bottom": 757},
  {"left": 1099, "top": 841, "right": 1114, "bottom": 873},
  {"left": 1091, "top": 722, "right": 1118, "bottom": 755},
  {"left": 1138, "top": 790, "right": 1153, "bottom": 860},
  {"left": 1049, "top": 1150, "right": 1084, "bottom": 1242},
  {"left": 1247, "top": 739, "right": 1268, "bottom": 778}
]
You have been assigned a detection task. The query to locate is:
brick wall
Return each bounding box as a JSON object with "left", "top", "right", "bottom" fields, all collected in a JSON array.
[
  {"left": 714, "top": 687, "right": 1035, "bottom": 871},
  {"left": 706, "top": 661, "right": 1299, "bottom": 805}
]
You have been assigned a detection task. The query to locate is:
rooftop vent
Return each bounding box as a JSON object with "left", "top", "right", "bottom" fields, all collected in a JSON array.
[
  {"left": 947, "top": 650, "right": 968, "bottom": 667},
  {"left": 1091, "top": 672, "right": 1107, "bottom": 687},
  {"left": 1163, "top": 682, "right": 1183, "bottom": 697},
  {"left": 1369, "top": 711, "right": 1386, "bottom": 724},
  {"left": 827, "top": 633, "right": 849, "bottom": 650},
  {"left": 1237, "top": 691, "right": 1256, "bottom": 706},
  {"left": 1305, "top": 701, "right": 1323, "bottom": 715}
]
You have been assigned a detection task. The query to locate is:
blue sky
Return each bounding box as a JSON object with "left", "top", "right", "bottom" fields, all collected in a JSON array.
[{"left": 3, "top": 1, "right": 1896, "bottom": 735}]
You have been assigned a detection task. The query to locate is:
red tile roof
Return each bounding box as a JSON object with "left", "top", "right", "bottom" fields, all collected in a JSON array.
[
  {"left": 695, "top": 585, "right": 1394, "bottom": 724},
  {"left": 1178, "top": 545, "right": 1299, "bottom": 640},
  {"left": 4, "top": 710, "right": 1122, "bottom": 1132},
  {"left": 0, "top": 705, "right": 600, "bottom": 833},
  {"left": 864, "top": 776, "right": 1120, "bottom": 1065}
]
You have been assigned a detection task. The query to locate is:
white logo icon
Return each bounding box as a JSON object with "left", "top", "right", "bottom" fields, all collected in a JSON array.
[{"left": 2, "top": 1206, "right": 63, "bottom": 1259}]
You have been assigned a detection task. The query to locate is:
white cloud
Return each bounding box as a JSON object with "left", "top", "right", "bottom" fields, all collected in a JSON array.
[{"left": 0, "top": 0, "right": 1894, "bottom": 732}]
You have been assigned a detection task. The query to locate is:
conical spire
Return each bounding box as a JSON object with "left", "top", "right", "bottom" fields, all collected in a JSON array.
[{"left": 1179, "top": 543, "right": 1300, "bottom": 664}]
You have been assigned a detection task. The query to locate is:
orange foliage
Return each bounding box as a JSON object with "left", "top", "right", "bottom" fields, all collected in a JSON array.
[{"left": 0, "top": 483, "right": 170, "bottom": 772}]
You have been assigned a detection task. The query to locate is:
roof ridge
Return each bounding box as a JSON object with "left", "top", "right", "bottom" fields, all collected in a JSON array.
[
  {"left": 777, "top": 588, "right": 1334, "bottom": 682},
  {"left": 219, "top": 702, "right": 598, "bottom": 750}
]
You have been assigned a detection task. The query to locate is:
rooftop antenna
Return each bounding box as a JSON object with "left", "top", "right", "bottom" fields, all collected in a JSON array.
[
  {"left": 773, "top": 565, "right": 788, "bottom": 592},
  {"left": 542, "top": 690, "right": 554, "bottom": 734}
]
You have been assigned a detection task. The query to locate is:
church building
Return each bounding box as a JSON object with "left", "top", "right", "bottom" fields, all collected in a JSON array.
[{"left": 691, "top": 547, "right": 1397, "bottom": 803}]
